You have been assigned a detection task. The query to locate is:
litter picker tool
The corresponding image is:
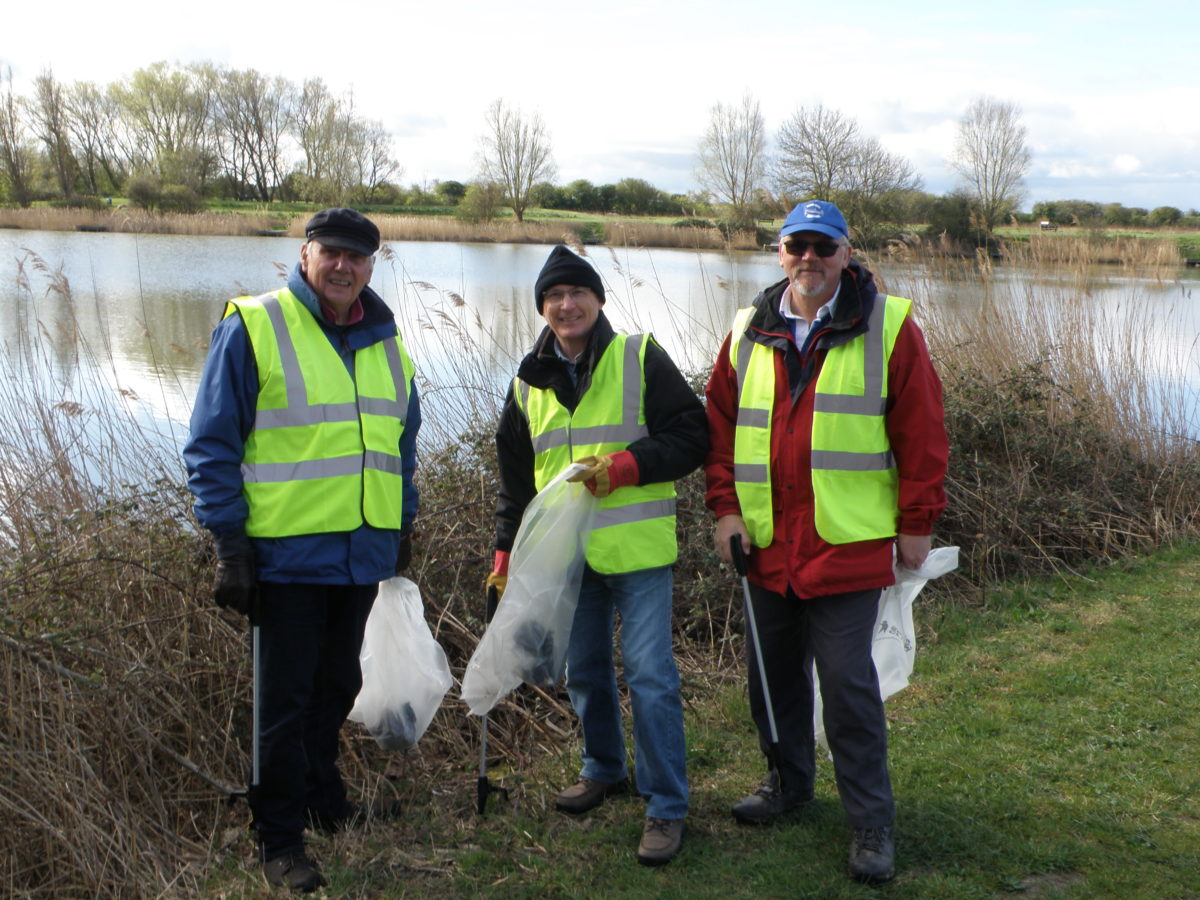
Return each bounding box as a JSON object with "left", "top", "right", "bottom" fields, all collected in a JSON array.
[
  {"left": 476, "top": 585, "right": 509, "bottom": 815},
  {"left": 228, "top": 590, "right": 261, "bottom": 808},
  {"left": 730, "top": 535, "right": 785, "bottom": 791}
]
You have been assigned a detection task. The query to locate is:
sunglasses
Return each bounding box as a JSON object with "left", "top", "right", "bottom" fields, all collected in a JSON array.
[{"left": 781, "top": 238, "right": 843, "bottom": 258}]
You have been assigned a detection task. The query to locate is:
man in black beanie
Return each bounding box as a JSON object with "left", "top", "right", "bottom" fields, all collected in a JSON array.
[{"left": 488, "top": 245, "right": 707, "bottom": 865}]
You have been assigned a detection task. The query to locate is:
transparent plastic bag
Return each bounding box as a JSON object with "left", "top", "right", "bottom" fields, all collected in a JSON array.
[
  {"left": 814, "top": 546, "right": 959, "bottom": 753},
  {"left": 461, "top": 463, "right": 597, "bottom": 716},
  {"left": 348, "top": 576, "right": 452, "bottom": 750}
]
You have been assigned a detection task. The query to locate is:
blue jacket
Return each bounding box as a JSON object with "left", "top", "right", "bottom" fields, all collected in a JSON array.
[{"left": 183, "top": 263, "right": 421, "bottom": 585}]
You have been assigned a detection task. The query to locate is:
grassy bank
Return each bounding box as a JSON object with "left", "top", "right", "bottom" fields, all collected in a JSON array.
[
  {"left": 2, "top": 251, "right": 1200, "bottom": 896},
  {"left": 0, "top": 205, "right": 757, "bottom": 251},
  {"left": 277, "top": 543, "right": 1200, "bottom": 899},
  {"left": 5, "top": 205, "right": 1200, "bottom": 259}
]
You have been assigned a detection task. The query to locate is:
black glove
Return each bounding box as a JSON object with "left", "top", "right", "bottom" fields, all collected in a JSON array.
[
  {"left": 394, "top": 531, "right": 413, "bottom": 575},
  {"left": 213, "top": 530, "right": 256, "bottom": 616}
]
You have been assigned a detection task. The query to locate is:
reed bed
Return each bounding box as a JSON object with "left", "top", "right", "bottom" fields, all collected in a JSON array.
[
  {"left": 1011, "top": 232, "right": 1184, "bottom": 267},
  {"left": 2, "top": 250, "right": 1200, "bottom": 895},
  {"left": 600, "top": 220, "right": 758, "bottom": 251},
  {"left": 0, "top": 207, "right": 760, "bottom": 250},
  {"left": 0, "top": 205, "right": 282, "bottom": 236},
  {"left": 882, "top": 256, "right": 1200, "bottom": 594}
]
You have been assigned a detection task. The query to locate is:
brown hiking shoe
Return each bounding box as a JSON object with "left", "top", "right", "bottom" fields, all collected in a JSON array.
[
  {"left": 263, "top": 852, "right": 326, "bottom": 893},
  {"left": 637, "top": 817, "right": 685, "bottom": 866},
  {"left": 554, "top": 777, "right": 629, "bottom": 814}
]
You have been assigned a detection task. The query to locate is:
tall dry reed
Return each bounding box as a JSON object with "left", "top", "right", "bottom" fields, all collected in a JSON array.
[
  {"left": 882, "top": 256, "right": 1200, "bottom": 590},
  {"left": 0, "top": 206, "right": 281, "bottom": 236}
]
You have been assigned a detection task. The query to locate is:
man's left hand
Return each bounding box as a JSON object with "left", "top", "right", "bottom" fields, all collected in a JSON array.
[
  {"left": 395, "top": 531, "right": 413, "bottom": 575},
  {"left": 896, "top": 533, "right": 932, "bottom": 571},
  {"left": 567, "top": 451, "right": 639, "bottom": 498}
]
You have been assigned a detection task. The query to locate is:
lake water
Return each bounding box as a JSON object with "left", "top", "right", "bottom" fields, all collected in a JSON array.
[{"left": 2, "top": 229, "right": 1199, "bottom": 452}]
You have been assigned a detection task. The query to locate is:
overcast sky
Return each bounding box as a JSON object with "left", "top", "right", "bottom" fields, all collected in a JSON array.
[{"left": 5, "top": 0, "right": 1197, "bottom": 211}]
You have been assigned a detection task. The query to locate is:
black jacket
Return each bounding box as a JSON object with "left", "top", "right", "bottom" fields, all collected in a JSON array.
[{"left": 493, "top": 310, "right": 708, "bottom": 551}]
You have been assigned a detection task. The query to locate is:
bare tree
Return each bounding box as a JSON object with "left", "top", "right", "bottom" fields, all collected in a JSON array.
[
  {"left": 477, "top": 99, "right": 555, "bottom": 222},
  {"left": 696, "top": 92, "right": 767, "bottom": 228},
  {"left": 774, "top": 104, "right": 860, "bottom": 201},
  {"left": 213, "top": 67, "right": 295, "bottom": 202},
  {"left": 293, "top": 78, "right": 359, "bottom": 204},
  {"left": 65, "top": 81, "right": 127, "bottom": 195},
  {"left": 114, "top": 62, "right": 218, "bottom": 191},
  {"left": 774, "top": 104, "right": 921, "bottom": 244},
  {"left": 350, "top": 118, "right": 401, "bottom": 203},
  {"left": 0, "top": 65, "right": 35, "bottom": 207},
  {"left": 27, "top": 69, "right": 77, "bottom": 199},
  {"left": 949, "top": 95, "right": 1032, "bottom": 234}
]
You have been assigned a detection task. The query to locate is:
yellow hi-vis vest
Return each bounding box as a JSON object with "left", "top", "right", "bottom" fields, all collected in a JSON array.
[
  {"left": 515, "top": 333, "right": 677, "bottom": 574},
  {"left": 227, "top": 288, "right": 415, "bottom": 538},
  {"left": 730, "top": 294, "right": 911, "bottom": 547}
]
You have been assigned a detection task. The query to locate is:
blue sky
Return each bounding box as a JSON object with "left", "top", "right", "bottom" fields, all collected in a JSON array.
[{"left": 5, "top": 0, "right": 1197, "bottom": 211}]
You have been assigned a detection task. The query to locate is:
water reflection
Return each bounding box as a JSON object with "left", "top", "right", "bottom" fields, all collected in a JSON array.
[{"left": 2, "top": 229, "right": 1198, "bottom": 450}]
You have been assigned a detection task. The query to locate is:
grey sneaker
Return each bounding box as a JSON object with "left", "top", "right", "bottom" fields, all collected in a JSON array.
[
  {"left": 637, "top": 817, "right": 684, "bottom": 866},
  {"left": 263, "top": 852, "right": 326, "bottom": 893},
  {"left": 731, "top": 771, "right": 813, "bottom": 825},
  {"left": 848, "top": 825, "right": 895, "bottom": 883}
]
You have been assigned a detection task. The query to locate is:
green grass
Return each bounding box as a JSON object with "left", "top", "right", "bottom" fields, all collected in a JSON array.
[{"left": 202, "top": 544, "right": 1200, "bottom": 898}]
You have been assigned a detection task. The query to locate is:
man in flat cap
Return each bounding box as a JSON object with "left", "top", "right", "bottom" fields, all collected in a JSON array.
[
  {"left": 488, "top": 245, "right": 707, "bottom": 866},
  {"left": 184, "top": 208, "right": 420, "bottom": 892}
]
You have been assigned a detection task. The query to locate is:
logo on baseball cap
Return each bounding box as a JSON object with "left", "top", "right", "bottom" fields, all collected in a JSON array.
[{"left": 780, "top": 200, "right": 849, "bottom": 241}]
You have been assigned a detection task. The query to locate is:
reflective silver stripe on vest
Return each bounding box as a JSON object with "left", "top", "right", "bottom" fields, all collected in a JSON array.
[
  {"left": 254, "top": 292, "right": 409, "bottom": 429},
  {"left": 734, "top": 462, "right": 769, "bottom": 483},
  {"left": 736, "top": 408, "right": 771, "bottom": 429},
  {"left": 812, "top": 297, "right": 888, "bottom": 416},
  {"left": 243, "top": 454, "right": 363, "bottom": 483},
  {"left": 810, "top": 449, "right": 894, "bottom": 471},
  {"left": 262, "top": 293, "right": 309, "bottom": 413},
  {"left": 733, "top": 324, "right": 755, "bottom": 397},
  {"left": 364, "top": 449, "right": 404, "bottom": 476},
  {"left": 594, "top": 497, "right": 676, "bottom": 529},
  {"left": 255, "top": 403, "right": 359, "bottom": 429}
]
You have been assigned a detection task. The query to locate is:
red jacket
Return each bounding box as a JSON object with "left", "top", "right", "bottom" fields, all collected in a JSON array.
[{"left": 704, "top": 262, "right": 948, "bottom": 599}]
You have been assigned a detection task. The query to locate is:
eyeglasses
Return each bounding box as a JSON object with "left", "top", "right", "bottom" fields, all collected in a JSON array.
[{"left": 781, "top": 238, "right": 843, "bottom": 258}]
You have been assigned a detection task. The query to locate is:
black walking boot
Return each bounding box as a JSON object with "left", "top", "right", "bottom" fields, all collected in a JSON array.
[{"left": 848, "top": 825, "right": 895, "bottom": 883}]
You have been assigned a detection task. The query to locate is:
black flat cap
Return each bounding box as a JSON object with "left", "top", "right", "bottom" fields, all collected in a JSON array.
[{"left": 304, "top": 207, "right": 380, "bottom": 256}]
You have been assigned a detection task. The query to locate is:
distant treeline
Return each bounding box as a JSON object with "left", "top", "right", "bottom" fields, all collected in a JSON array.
[{"left": 1, "top": 61, "right": 1196, "bottom": 247}]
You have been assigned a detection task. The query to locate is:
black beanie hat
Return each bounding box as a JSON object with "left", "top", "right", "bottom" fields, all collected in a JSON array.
[{"left": 534, "top": 246, "right": 606, "bottom": 313}]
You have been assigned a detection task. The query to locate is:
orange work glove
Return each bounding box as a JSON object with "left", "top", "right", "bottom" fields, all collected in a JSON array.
[{"left": 567, "top": 451, "right": 639, "bottom": 498}]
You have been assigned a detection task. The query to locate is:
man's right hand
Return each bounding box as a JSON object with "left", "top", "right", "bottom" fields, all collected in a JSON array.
[
  {"left": 213, "top": 530, "right": 256, "bottom": 616},
  {"left": 484, "top": 549, "right": 510, "bottom": 612},
  {"left": 714, "top": 514, "right": 750, "bottom": 566}
]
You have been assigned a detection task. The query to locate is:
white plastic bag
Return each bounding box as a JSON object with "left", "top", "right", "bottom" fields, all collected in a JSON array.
[
  {"left": 461, "top": 463, "right": 598, "bottom": 716},
  {"left": 814, "top": 546, "right": 959, "bottom": 752},
  {"left": 348, "top": 576, "right": 452, "bottom": 750}
]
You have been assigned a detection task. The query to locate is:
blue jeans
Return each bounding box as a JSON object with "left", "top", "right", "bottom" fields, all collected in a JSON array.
[{"left": 566, "top": 564, "right": 688, "bottom": 820}]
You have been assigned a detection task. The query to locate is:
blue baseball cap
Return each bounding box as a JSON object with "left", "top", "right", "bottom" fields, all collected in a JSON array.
[{"left": 780, "top": 200, "right": 849, "bottom": 241}]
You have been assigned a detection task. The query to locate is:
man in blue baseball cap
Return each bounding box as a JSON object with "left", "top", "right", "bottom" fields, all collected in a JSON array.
[{"left": 704, "top": 200, "right": 948, "bottom": 883}]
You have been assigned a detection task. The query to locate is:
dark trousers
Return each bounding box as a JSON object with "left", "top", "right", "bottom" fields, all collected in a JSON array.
[
  {"left": 251, "top": 582, "right": 377, "bottom": 859},
  {"left": 745, "top": 583, "right": 894, "bottom": 828}
]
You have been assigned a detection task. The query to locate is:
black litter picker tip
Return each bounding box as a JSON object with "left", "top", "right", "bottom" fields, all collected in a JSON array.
[{"left": 477, "top": 584, "right": 510, "bottom": 815}]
